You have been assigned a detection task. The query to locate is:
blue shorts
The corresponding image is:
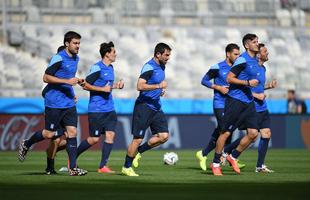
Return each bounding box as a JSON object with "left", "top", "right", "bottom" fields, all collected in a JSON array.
[
  {"left": 88, "top": 111, "right": 117, "bottom": 137},
  {"left": 45, "top": 106, "right": 77, "bottom": 131},
  {"left": 222, "top": 96, "right": 258, "bottom": 133},
  {"left": 51, "top": 127, "right": 66, "bottom": 140},
  {"left": 212, "top": 108, "right": 232, "bottom": 144},
  {"left": 214, "top": 108, "right": 225, "bottom": 130},
  {"left": 256, "top": 110, "right": 271, "bottom": 129},
  {"left": 132, "top": 102, "right": 169, "bottom": 138}
]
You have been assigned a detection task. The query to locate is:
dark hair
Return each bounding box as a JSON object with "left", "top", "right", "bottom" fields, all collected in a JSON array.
[
  {"left": 57, "top": 45, "right": 65, "bottom": 53},
  {"left": 99, "top": 41, "right": 114, "bottom": 58},
  {"left": 242, "top": 33, "right": 258, "bottom": 49},
  {"left": 258, "top": 43, "right": 265, "bottom": 51},
  {"left": 288, "top": 89, "right": 295, "bottom": 95},
  {"left": 154, "top": 43, "right": 171, "bottom": 57},
  {"left": 225, "top": 43, "right": 240, "bottom": 53},
  {"left": 63, "top": 31, "right": 81, "bottom": 45}
]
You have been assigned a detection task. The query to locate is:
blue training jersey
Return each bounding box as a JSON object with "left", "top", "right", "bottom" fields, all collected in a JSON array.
[
  {"left": 136, "top": 58, "right": 165, "bottom": 111},
  {"left": 44, "top": 50, "right": 78, "bottom": 108},
  {"left": 201, "top": 60, "right": 230, "bottom": 109},
  {"left": 86, "top": 61, "right": 115, "bottom": 113},
  {"left": 252, "top": 64, "right": 268, "bottom": 112},
  {"left": 228, "top": 51, "right": 260, "bottom": 104}
]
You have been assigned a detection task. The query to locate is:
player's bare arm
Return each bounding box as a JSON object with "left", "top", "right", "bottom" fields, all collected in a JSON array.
[
  {"left": 79, "top": 79, "right": 112, "bottom": 92},
  {"left": 264, "top": 79, "right": 277, "bottom": 90},
  {"left": 211, "top": 84, "right": 229, "bottom": 95},
  {"left": 43, "top": 74, "right": 79, "bottom": 86},
  {"left": 137, "top": 78, "right": 167, "bottom": 91},
  {"left": 112, "top": 79, "right": 124, "bottom": 89},
  {"left": 252, "top": 92, "right": 266, "bottom": 100},
  {"left": 227, "top": 72, "right": 258, "bottom": 87}
]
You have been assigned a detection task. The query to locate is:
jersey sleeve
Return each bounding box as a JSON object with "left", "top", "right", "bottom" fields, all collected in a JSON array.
[
  {"left": 45, "top": 54, "right": 62, "bottom": 75},
  {"left": 201, "top": 64, "right": 219, "bottom": 88},
  {"left": 86, "top": 64, "right": 101, "bottom": 85},
  {"left": 230, "top": 57, "right": 246, "bottom": 76},
  {"left": 139, "top": 63, "right": 154, "bottom": 81}
]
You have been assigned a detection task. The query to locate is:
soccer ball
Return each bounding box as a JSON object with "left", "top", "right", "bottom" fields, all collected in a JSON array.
[{"left": 163, "top": 152, "right": 178, "bottom": 165}]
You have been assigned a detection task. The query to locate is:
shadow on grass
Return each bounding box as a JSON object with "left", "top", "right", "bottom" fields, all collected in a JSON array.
[{"left": 1, "top": 179, "right": 309, "bottom": 200}]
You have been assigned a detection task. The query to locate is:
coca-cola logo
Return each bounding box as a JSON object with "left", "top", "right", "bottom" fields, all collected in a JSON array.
[{"left": 0, "top": 116, "right": 40, "bottom": 150}]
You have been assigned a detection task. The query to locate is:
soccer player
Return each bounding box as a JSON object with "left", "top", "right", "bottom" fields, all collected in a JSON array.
[
  {"left": 44, "top": 45, "right": 68, "bottom": 175},
  {"left": 18, "top": 31, "right": 86, "bottom": 176},
  {"left": 121, "top": 43, "right": 171, "bottom": 176},
  {"left": 196, "top": 43, "right": 244, "bottom": 171},
  {"left": 252, "top": 43, "right": 276, "bottom": 173},
  {"left": 77, "top": 41, "right": 124, "bottom": 173},
  {"left": 210, "top": 33, "right": 260, "bottom": 176},
  {"left": 221, "top": 43, "right": 277, "bottom": 173}
]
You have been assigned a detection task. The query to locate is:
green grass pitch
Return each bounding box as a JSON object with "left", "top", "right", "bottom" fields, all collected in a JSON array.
[{"left": 0, "top": 149, "right": 309, "bottom": 199}]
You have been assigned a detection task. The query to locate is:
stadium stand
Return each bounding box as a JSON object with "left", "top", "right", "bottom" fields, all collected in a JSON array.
[{"left": 0, "top": 0, "right": 310, "bottom": 99}]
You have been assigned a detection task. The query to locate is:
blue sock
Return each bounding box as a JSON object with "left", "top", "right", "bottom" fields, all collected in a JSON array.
[
  {"left": 213, "top": 152, "right": 222, "bottom": 164},
  {"left": 256, "top": 137, "right": 270, "bottom": 168},
  {"left": 202, "top": 127, "right": 220, "bottom": 156},
  {"left": 138, "top": 142, "right": 152, "bottom": 154},
  {"left": 66, "top": 137, "right": 77, "bottom": 169},
  {"left": 46, "top": 158, "right": 54, "bottom": 170},
  {"left": 224, "top": 136, "right": 242, "bottom": 154},
  {"left": 25, "top": 130, "right": 44, "bottom": 148},
  {"left": 77, "top": 139, "right": 92, "bottom": 158},
  {"left": 99, "top": 142, "right": 113, "bottom": 168},
  {"left": 231, "top": 149, "right": 241, "bottom": 159},
  {"left": 124, "top": 155, "right": 134, "bottom": 168},
  {"left": 202, "top": 137, "right": 217, "bottom": 156}
]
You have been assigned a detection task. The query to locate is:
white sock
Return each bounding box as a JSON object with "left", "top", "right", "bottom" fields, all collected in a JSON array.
[{"left": 213, "top": 163, "right": 220, "bottom": 168}]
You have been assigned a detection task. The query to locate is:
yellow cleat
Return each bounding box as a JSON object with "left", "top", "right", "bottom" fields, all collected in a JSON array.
[
  {"left": 121, "top": 167, "right": 139, "bottom": 177},
  {"left": 237, "top": 159, "right": 246, "bottom": 169},
  {"left": 196, "top": 150, "right": 207, "bottom": 171},
  {"left": 133, "top": 153, "right": 141, "bottom": 168}
]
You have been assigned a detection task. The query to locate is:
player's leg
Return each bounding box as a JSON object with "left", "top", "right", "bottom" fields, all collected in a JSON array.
[
  {"left": 18, "top": 107, "right": 62, "bottom": 162},
  {"left": 45, "top": 128, "right": 67, "bottom": 174},
  {"left": 77, "top": 113, "right": 103, "bottom": 159},
  {"left": 122, "top": 137, "right": 142, "bottom": 176},
  {"left": 56, "top": 136, "right": 67, "bottom": 152},
  {"left": 98, "top": 111, "right": 118, "bottom": 173},
  {"left": 196, "top": 108, "right": 224, "bottom": 171},
  {"left": 256, "top": 111, "right": 273, "bottom": 172},
  {"left": 256, "top": 128, "right": 272, "bottom": 172},
  {"left": 46, "top": 138, "right": 60, "bottom": 174},
  {"left": 62, "top": 106, "right": 85, "bottom": 175},
  {"left": 122, "top": 103, "right": 149, "bottom": 176},
  {"left": 211, "top": 97, "right": 241, "bottom": 175},
  {"left": 133, "top": 110, "right": 169, "bottom": 168},
  {"left": 98, "top": 131, "right": 115, "bottom": 173},
  {"left": 227, "top": 104, "right": 259, "bottom": 174}
]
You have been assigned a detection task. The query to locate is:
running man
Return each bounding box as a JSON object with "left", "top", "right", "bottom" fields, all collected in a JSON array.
[
  {"left": 18, "top": 31, "right": 86, "bottom": 176},
  {"left": 77, "top": 41, "right": 124, "bottom": 173},
  {"left": 196, "top": 43, "right": 245, "bottom": 171},
  {"left": 122, "top": 43, "right": 171, "bottom": 176}
]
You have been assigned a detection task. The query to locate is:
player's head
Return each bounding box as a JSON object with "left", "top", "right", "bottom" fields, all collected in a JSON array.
[
  {"left": 287, "top": 89, "right": 296, "bottom": 100},
  {"left": 63, "top": 31, "right": 81, "bottom": 55},
  {"left": 225, "top": 43, "right": 240, "bottom": 64},
  {"left": 242, "top": 33, "right": 259, "bottom": 53},
  {"left": 257, "top": 43, "right": 269, "bottom": 63},
  {"left": 100, "top": 41, "right": 116, "bottom": 63},
  {"left": 154, "top": 43, "right": 171, "bottom": 65},
  {"left": 57, "top": 45, "right": 65, "bottom": 53}
]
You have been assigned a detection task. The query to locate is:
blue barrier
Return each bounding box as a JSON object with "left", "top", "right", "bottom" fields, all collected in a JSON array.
[{"left": 0, "top": 97, "right": 294, "bottom": 114}]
